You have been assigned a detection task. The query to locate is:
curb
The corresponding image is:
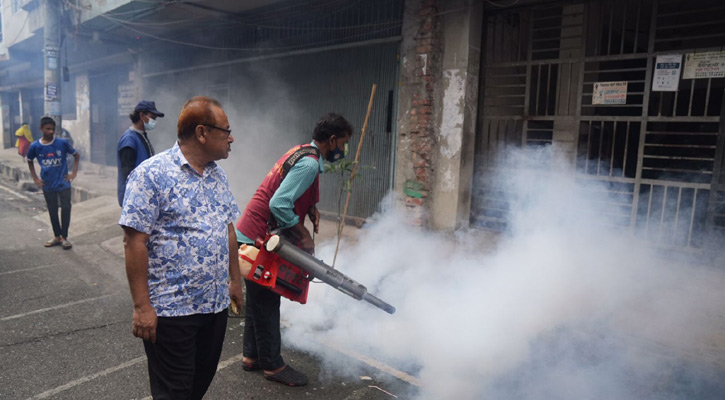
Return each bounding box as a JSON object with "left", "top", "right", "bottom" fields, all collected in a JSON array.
[{"left": 0, "top": 160, "right": 100, "bottom": 204}]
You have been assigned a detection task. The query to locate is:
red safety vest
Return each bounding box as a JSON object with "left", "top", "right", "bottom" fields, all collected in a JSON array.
[{"left": 236, "top": 144, "right": 320, "bottom": 242}]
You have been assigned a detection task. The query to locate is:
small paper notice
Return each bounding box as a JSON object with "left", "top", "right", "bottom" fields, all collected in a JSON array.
[
  {"left": 593, "top": 81, "right": 628, "bottom": 105},
  {"left": 652, "top": 54, "right": 682, "bottom": 91}
]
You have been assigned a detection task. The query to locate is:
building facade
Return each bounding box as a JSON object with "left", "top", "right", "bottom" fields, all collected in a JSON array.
[{"left": 0, "top": 0, "right": 723, "bottom": 255}]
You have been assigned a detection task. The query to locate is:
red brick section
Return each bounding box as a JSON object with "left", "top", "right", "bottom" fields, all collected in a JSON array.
[{"left": 406, "top": 0, "right": 440, "bottom": 225}]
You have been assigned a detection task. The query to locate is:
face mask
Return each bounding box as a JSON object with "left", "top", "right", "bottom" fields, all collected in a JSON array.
[
  {"left": 326, "top": 140, "right": 346, "bottom": 163},
  {"left": 143, "top": 116, "right": 157, "bottom": 131}
]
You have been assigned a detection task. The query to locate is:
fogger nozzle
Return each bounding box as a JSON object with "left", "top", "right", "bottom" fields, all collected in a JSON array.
[{"left": 265, "top": 235, "right": 396, "bottom": 314}]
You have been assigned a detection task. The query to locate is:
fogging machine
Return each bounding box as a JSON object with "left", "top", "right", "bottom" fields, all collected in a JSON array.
[{"left": 239, "top": 234, "right": 395, "bottom": 314}]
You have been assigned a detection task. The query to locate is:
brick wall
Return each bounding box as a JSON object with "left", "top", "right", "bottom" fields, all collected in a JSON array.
[{"left": 402, "top": 0, "right": 442, "bottom": 226}]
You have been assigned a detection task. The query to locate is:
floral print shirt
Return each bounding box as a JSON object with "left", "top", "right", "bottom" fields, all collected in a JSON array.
[{"left": 119, "top": 142, "right": 240, "bottom": 317}]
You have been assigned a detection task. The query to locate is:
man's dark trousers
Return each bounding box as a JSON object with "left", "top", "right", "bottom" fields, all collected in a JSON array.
[
  {"left": 242, "top": 278, "right": 285, "bottom": 371},
  {"left": 143, "top": 309, "right": 228, "bottom": 400},
  {"left": 42, "top": 188, "right": 71, "bottom": 238}
]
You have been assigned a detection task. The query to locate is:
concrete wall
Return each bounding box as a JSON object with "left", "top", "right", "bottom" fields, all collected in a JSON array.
[
  {"left": 76, "top": 0, "right": 135, "bottom": 24},
  {"left": 0, "top": 2, "right": 39, "bottom": 47}
]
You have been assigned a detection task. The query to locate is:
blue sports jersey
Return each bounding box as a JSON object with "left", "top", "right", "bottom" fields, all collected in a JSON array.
[{"left": 27, "top": 137, "right": 76, "bottom": 192}]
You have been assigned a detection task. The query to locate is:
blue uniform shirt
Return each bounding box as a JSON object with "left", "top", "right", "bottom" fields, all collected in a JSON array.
[
  {"left": 117, "top": 127, "right": 154, "bottom": 206},
  {"left": 119, "top": 142, "right": 241, "bottom": 317},
  {"left": 27, "top": 137, "right": 76, "bottom": 192}
]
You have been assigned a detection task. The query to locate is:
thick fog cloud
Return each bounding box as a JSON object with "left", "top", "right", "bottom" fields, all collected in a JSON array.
[{"left": 280, "top": 147, "right": 724, "bottom": 400}]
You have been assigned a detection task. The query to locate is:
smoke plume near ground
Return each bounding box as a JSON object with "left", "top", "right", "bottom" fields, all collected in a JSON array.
[{"left": 281, "top": 148, "right": 725, "bottom": 399}]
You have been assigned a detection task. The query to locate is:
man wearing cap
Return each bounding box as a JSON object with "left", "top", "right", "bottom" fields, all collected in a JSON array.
[{"left": 117, "top": 100, "right": 165, "bottom": 206}]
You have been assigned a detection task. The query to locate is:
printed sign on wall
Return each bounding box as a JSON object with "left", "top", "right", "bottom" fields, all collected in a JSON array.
[
  {"left": 593, "top": 81, "right": 628, "bottom": 105},
  {"left": 652, "top": 54, "right": 682, "bottom": 92},
  {"left": 45, "top": 83, "right": 58, "bottom": 101},
  {"left": 118, "top": 81, "right": 137, "bottom": 116},
  {"left": 683, "top": 51, "right": 725, "bottom": 79}
]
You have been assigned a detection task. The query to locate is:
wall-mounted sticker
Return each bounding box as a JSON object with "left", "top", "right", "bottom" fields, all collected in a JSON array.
[
  {"left": 683, "top": 51, "right": 725, "bottom": 79},
  {"left": 45, "top": 83, "right": 58, "bottom": 101},
  {"left": 593, "top": 81, "right": 628, "bottom": 105},
  {"left": 652, "top": 54, "right": 682, "bottom": 91}
]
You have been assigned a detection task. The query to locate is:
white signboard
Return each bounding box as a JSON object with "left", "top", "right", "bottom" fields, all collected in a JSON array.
[
  {"left": 652, "top": 54, "right": 682, "bottom": 92},
  {"left": 118, "top": 81, "right": 137, "bottom": 116},
  {"left": 593, "top": 81, "right": 628, "bottom": 105},
  {"left": 683, "top": 51, "right": 725, "bottom": 79}
]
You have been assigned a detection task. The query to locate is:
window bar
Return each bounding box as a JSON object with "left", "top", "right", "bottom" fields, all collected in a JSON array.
[
  {"left": 673, "top": 88, "right": 679, "bottom": 117},
  {"left": 486, "top": 121, "right": 494, "bottom": 168},
  {"left": 607, "top": 2, "right": 614, "bottom": 55},
  {"left": 546, "top": 64, "right": 552, "bottom": 116},
  {"left": 585, "top": 120, "right": 592, "bottom": 173},
  {"left": 610, "top": 121, "right": 617, "bottom": 176},
  {"left": 633, "top": 0, "right": 642, "bottom": 53},
  {"left": 535, "top": 65, "right": 542, "bottom": 114},
  {"left": 493, "top": 120, "right": 500, "bottom": 167},
  {"left": 658, "top": 92, "right": 664, "bottom": 116},
  {"left": 517, "top": 14, "right": 523, "bottom": 62},
  {"left": 658, "top": 186, "right": 668, "bottom": 243},
  {"left": 620, "top": 0, "right": 627, "bottom": 55},
  {"left": 595, "top": 0, "right": 604, "bottom": 56},
  {"left": 645, "top": 184, "right": 654, "bottom": 237},
  {"left": 687, "top": 189, "right": 698, "bottom": 247},
  {"left": 704, "top": 78, "right": 712, "bottom": 115},
  {"left": 687, "top": 79, "right": 695, "bottom": 117},
  {"left": 491, "top": 19, "right": 498, "bottom": 63},
  {"left": 622, "top": 121, "right": 632, "bottom": 178},
  {"left": 672, "top": 187, "right": 682, "bottom": 245},
  {"left": 597, "top": 122, "right": 605, "bottom": 175},
  {"left": 566, "top": 62, "right": 573, "bottom": 113}
]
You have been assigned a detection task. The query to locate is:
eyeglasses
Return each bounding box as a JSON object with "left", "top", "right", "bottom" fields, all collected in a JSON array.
[{"left": 203, "top": 124, "right": 232, "bottom": 138}]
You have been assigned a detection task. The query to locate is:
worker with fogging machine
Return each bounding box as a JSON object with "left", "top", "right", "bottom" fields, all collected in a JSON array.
[{"left": 234, "top": 113, "right": 354, "bottom": 387}]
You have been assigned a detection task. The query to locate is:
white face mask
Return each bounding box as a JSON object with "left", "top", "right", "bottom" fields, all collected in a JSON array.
[{"left": 143, "top": 116, "right": 157, "bottom": 131}]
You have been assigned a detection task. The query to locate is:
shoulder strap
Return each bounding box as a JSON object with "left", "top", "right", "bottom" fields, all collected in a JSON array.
[
  {"left": 280, "top": 146, "right": 320, "bottom": 181},
  {"left": 268, "top": 145, "right": 321, "bottom": 233}
]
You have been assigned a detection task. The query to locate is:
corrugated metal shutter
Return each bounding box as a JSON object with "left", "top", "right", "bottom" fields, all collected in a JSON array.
[{"left": 143, "top": 40, "right": 400, "bottom": 220}]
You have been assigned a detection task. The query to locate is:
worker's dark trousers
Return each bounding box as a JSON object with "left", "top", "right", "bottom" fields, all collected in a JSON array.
[
  {"left": 143, "top": 310, "right": 228, "bottom": 400},
  {"left": 42, "top": 188, "right": 71, "bottom": 238},
  {"left": 242, "top": 278, "right": 285, "bottom": 371}
]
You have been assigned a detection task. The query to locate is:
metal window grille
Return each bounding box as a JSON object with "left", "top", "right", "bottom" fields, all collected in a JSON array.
[{"left": 474, "top": 0, "right": 725, "bottom": 251}]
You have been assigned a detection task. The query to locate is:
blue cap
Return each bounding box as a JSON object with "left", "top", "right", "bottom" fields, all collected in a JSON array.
[{"left": 134, "top": 100, "right": 164, "bottom": 117}]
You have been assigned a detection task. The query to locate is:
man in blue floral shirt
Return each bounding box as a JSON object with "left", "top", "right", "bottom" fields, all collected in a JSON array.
[{"left": 119, "top": 96, "right": 243, "bottom": 400}]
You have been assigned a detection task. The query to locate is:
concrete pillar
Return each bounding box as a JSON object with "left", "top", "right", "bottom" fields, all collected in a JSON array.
[
  {"left": 62, "top": 73, "right": 91, "bottom": 161},
  {"left": 395, "top": 0, "right": 443, "bottom": 228},
  {"left": 1, "top": 93, "right": 11, "bottom": 148},
  {"left": 19, "top": 89, "right": 31, "bottom": 125},
  {"left": 430, "top": 0, "right": 482, "bottom": 231},
  {"left": 43, "top": 0, "right": 62, "bottom": 131}
]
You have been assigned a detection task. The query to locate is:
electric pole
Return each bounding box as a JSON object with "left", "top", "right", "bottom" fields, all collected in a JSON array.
[{"left": 43, "top": 0, "right": 62, "bottom": 133}]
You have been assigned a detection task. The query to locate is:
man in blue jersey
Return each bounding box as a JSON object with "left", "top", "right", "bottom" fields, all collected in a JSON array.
[
  {"left": 27, "top": 117, "right": 80, "bottom": 250},
  {"left": 117, "top": 100, "right": 164, "bottom": 206}
]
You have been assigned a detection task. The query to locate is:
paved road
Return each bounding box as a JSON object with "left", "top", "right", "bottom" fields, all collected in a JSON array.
[{"left": 0, "top": 176, "right": 414, "bottom": 400}]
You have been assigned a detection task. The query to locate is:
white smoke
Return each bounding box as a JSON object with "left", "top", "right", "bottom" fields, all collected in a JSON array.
[
  {"left": 143, "top": 61, "right": 306, "bottom": 203},
  {"left": 281, "top": 147, "right": 724, "bottom": 399}
]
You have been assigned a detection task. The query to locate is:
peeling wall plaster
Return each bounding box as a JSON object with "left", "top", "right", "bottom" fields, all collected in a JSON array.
[{"left": 439, "top": 68, "right": 465, "bottom": 159}]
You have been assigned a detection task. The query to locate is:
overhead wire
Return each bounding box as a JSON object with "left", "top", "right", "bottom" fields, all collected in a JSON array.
[
  {"left": 66, "top": 0, "right": 397, "bottom": 31},
  {"left": 485, "top": 0, "right": 522, "bottom": 7},
  {"left": 96, "top": 14, "right": 401, "bottom": 52},
  {"left": 64, "top": 0, "right": 403, "bottom": 52}
]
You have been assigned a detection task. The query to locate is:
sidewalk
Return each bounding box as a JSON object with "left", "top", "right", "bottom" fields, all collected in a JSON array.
[
  {"left": 0, "top": 148, "right": 116, "bottom": 203},
  {"left": 0, "top": 146, "right": 359, "bottom": 246}
]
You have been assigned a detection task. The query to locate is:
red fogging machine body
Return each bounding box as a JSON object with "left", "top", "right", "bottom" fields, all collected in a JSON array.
[
  {"left": 238, "top": 236, "right": 311, "bottom": 304},
  {"left": 238, "top": 234, "right": 396, "bottom": 314}
]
